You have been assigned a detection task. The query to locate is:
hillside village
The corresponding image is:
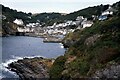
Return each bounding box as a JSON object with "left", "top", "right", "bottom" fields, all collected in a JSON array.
[
  {"left": 2, "top": 5, "right": 116, "bottom": 42},
  {"left": 1, "top": 3, "right": 117, "bottom": 37}
]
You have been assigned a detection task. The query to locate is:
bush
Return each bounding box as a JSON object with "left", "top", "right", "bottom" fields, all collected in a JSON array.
[
  {"left": 68, "top": 59, "right": 90, "bottom": 76},
  {"left": 49, "top": 56, "right": 66, "bottom": 78}
]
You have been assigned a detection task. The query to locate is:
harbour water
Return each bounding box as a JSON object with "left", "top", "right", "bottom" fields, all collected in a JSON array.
[{"left": 0, "top": 36, "right": 65, "bottom": 78}]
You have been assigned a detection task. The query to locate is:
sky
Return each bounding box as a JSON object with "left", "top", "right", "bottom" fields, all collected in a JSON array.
[{"left": 1, "top": 0, "right": 120, "bottom": 14}]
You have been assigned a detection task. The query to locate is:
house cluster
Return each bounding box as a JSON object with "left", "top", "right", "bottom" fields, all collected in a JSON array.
[
  {"left": 42, "top": 6, "right": 116, "bottom": 36},
  {"left": 42, "top": 16, "right": 94, "bottom": 36},
  {"left": 26, "top": 23, "right": 42, "bottom": 27},
  {"left": 17, "top": 27, "right": 34, "bottom": 32},
  {"left": 13, "top": 15, "right": 94, "bottom": 36},
  {"left": 13, "top": 5, "right": 117, "bottom": 37},
  {"left": 13, "top": 19, "right": 35, "bottom": 32},
  {"left": 13, "top": 19, "right": 44, "bottom": 33},
  {"left": 99, "top": 6, "right": 117, "bottom": 20}
]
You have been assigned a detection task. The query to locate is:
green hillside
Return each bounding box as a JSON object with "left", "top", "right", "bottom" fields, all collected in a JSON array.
[
  {"left": 64, "top": 4, "right": 109, "bottom": 20},
  {"left": 49, "top": 1, "right": 120, "bottom": 79},
  {"left": 31, "top": 13, "right": 64, "bottom": 26},
  {"left": 2, "top": 4, "right": 31, "bottom": 24}
]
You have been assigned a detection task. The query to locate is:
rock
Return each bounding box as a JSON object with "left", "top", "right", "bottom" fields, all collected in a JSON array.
[
  {"left": 8, "top": 57, "right": 53, "bottom": 80},
  {"left": 84, "top": 34, "right": 101, "bottom": 47},
  {"left": 93, "top": 64, "right": 120, "bottom": 78},
  {"left": 62, "top": 39, "right": 76, "bottom": 48}
]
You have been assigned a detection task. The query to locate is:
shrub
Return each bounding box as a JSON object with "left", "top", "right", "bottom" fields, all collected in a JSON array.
[
  {"left": 49, "top": 56, "right": 66, "bottom": 78},
  {"left": 68, "top": 59, "right": 90, "bottom": 76}
]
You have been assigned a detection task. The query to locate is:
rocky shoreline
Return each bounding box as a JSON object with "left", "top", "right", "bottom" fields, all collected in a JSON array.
[{"left": 8, "top": 57, "right": 54, "bottom": 80}]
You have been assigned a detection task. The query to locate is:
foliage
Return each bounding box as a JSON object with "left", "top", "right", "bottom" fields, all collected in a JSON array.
[
  {"left": 50, "top": 15, "right": 120, "bottom": 78},
  {"left": 64, "top": 4, "right": 109, "bottom": 20},
  {"left": 2, "top": 4, "right": 31, "bottom": 24},
  {"left": 69, "top": 58, "right": 90, "bottom": 76},
  {"left": 31, "top": 13, "right": 64, "bottom": 26},
  {"left": 49, "top": 56, "right": 66, "bottom": 78}
]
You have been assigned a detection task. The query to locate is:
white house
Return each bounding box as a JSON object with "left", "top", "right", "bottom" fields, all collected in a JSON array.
[
  {"left": 76, "top": 16, "right": 84, "bottom": 21},
  {"left": 102, "top": 11, "right": 113, "bottom": 16},
  {"left": 17, "top": 27, "right": 25, "bottom": 32},
  {"left": 101, "top": 6, "right": 116, "bottom": 16},
  {"left": 99, "top": 6, "right": 117, "bottom": 21},
  {"left": 26, "top": 23, "right": 41, "bottom": 27},
  {"left": 13, "top": 19, "right": 24, "bottom": 25},
  {"left": 17, "top": 27, "right": 32, "bottom": 32},
  {"left": 81, "top": 21, "right": 93, "bottom": 28},
  {"left": 24, "top": 27, "right": 30, "bottom": 32},
  {"left": 72, "top": 22, "right": 76, "bottom": 25}
]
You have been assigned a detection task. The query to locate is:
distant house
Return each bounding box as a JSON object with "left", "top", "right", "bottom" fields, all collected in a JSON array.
[
  {"left": 17, "top": 27, "right": 33, "bottom": 32},
  {"left": 74, "top": 21, "right": 81, "bottom": 26},
  {"left": 81, "top": 21, "right": 93, "bottom": 28},
  {"left": 99, "top": 6, "right": 117, "bottom": 21},
  {"left": 101, "top": 6, "right": 116, "bottom": 16},
  {"left": 75, "top": 16, "right": 84, "bottom": 26},
  {"left": 76, "top": 16, "right": 84, "bottom": 21},
  {"left": 26, "top": 23, "right": 41, "bottom": 27},
  {"left": 17, "top": 27, "right": 25, "bottom": 32},
  {"left": 13, "top": 19, "right": 24, "bottom": 25},
  {"left": 99, "top": 15, "right": 107, "bottom": 21}
]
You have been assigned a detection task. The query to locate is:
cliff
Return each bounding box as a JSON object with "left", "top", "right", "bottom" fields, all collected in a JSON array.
[{"left": 49, "top": 12, "right": 120, "bottom": 79}]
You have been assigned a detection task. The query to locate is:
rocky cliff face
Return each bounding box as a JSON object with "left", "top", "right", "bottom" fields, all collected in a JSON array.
[
  {"left": 8, "top": 57, "right": 53, "bottom": 80},
  {"left": 93, "top": 64, "right": 120, "bottom": 78},
  {"left": 2, "top": 22, "right": 18, "bottom": 36}
]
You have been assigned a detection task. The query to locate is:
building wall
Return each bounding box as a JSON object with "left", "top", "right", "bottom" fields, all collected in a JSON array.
[{"left": 83, "top": 24, "right": 93, "bottom": 28}]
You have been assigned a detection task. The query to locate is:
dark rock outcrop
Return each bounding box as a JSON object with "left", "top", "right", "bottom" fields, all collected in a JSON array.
[
  {"left": 2, "top": 22, "right": 18, "bottom": 36},
  {"left": 62, "top": 39, "right": 76, "bottom": 48},
  {"left": 8, "top": 57, "right": 53, "bottom": 80},
  {"left": 84, "top": 34, "right": 101, "bottom": 47}
]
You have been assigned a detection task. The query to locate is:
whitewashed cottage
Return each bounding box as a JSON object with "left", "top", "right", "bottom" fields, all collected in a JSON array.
[
  {"left": 13, "top": 19, "right": 24, "bottom": 25},
  {"left": 81, "top": 20, "right": 93, "bottom": 28}
]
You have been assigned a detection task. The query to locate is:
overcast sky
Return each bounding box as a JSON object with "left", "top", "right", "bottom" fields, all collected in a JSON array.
[{"left": 1, "top": 0, "right": 120, "bottom": 13}]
